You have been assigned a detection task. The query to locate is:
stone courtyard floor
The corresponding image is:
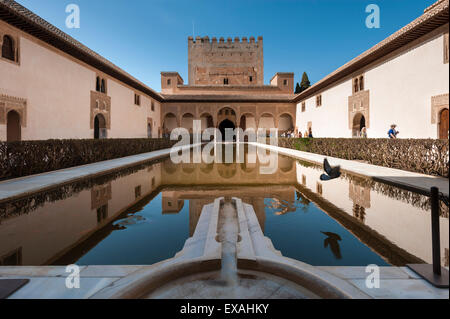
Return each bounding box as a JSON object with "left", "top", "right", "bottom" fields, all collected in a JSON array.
[{"left": 0, "top": 265, "right": 448, "bottom": 299}]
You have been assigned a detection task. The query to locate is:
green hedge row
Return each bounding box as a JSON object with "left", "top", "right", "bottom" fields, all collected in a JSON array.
[
  {"left": 0, "top": 138, "right": 176, "bottom": 180},
  {"left": 276, "top": 138, "right": 449, "bottom": 178}
]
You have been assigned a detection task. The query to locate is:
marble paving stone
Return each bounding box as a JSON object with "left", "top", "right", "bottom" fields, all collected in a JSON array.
[
  {"left": 399, "top": 266, "right": 423, "bottom": 279},
  {"left": 0, "top": 266, "right": 86, "bottom": 277},
  {"left": 317, "top": 266, "right": 410, "bottom": 280},
  {"left": 7, "top": 277, "right": 119, "bottom": 299},
  {"left": 80, "top": 266, "right": 145, "bottom": 278},
  {"left": 349, "top": 279, "right": 449, "bottom": 299}
]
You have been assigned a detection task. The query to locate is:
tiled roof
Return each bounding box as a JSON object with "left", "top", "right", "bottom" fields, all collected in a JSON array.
[
  {"left": 293, "top": 0, "right": 449, "bottom": 103},
  {"left": 0, "top": 0, "right": 164, "bottom": 101}
]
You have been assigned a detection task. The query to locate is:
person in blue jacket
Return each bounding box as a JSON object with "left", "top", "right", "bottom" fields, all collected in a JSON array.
[{"left": 388, "top": 124, "right": 399, "bottom": 138}]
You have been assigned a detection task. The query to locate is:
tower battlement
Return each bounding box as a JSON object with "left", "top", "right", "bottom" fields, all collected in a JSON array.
[
  {"left": 188, "top": 36, "right": 264, "bottom": 86},
  {"left": 188, "top": 36, "right": 263, "bottom": 44}
]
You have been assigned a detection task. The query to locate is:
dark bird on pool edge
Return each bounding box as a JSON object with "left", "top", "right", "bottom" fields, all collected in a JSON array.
[{"left": 320, "top": 158, "right": 341, "bottom": 181}]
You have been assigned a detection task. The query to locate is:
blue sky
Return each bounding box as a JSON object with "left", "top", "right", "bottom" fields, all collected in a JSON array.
[{"left": 15, "top": 0, "right": 436, "bottom": 91}]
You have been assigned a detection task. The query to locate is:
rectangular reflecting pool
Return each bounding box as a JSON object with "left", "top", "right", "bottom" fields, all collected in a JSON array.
[{"left": 0, "top": 146, "right": 448, "bottom": 267}]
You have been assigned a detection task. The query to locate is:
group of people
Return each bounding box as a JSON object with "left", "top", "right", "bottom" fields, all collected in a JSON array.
[
  {"left": 292, "top": 125, "right": 399, "bottom": 139},
  {"left": 161, "top": 125, "right": 400, "bottom": 139},
  {"left": 358, "top": 124, "right": 399, "bottom": 139},
  {"left": 280, "top": 127, "right": 314, "bottom": 138}
]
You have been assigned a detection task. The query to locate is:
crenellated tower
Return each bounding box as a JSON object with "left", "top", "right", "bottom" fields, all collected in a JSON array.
[{"left": 188, "top": 36, "right": 264, "bottom": 86}]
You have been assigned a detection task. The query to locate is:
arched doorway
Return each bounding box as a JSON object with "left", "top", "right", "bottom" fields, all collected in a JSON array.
[
  {"left": 162, "top": 113, "right": 177, "bottom": 137},
  {"left": 352, "top": 113, "right": 366, "bottom": 137},
  {"left": 219, "top": 119, "right": 236, "bottom": 141},
  {"left": 94, "top": 113, "right": 107, "bottom": 139},
  {"left": 239, "top": 113, "right": 256, "bottom": 132},
  {"left": 200, "top": 113, "right": 214, "bottom": 142},
  {"left": 7, "top": 110, "right": 21, "bottom": 142},
  {"left": 278, "top": 113, "right": 294, "bottom": 134},
  {"left": 217, "top": 107, "right": 236, "bottom": 126},
  {"left": 259, "top": 113, "right": 275, "bottom": 137},
  {"left": 439, "top": 108, "right": 449, "bottom": 139},
  {"left": 200, "top": 113, "right": 214, "bottom": 130},
  {"left": 181, "top": 113, "right": 194, "bottom": 133}
]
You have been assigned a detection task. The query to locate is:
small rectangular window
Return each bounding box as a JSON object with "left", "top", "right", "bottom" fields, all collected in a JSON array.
[
  {"left": 96, "top": 205, "right": 108, "bottom": 224},
  {"left": 316, "top": 95, "right": 322, "bottom": 107},
  {"left": 134, "top": 94, "right": 141, "bottom": 106},
  {"left": 151, "top": 101, "right": 155, "bottom": 111},
  {"left": 317, "top": 182, "right": 323, "bottom": 195},
  {"left": 224, "top": 78, "right": 229, "bottom": 85},
  {"left": 167, "top": 79, "right": 171, "bottom": 85},
  {"left": 301, "top": 102, "right": 306, "bottom": 112},
  {"left": 444, "top": 32, "right": 449, "bottom": 64},
  {"left": 249, "top": 76, "right": 253, "bottom": 82},
  {"left": 135, "top": 185, "right": 141, "bottom": 199}
]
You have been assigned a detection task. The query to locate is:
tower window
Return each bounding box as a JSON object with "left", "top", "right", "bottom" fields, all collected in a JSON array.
[
  {"left": 167, "top": 79, "right": 171, "bottom": 85},
  {"left": 96, "top": 76, "right": 107, "bottom": 93},
  {"left": 1, "top": 35, "right": 15, "bottom": 61},
  {"left": 134, "top": 94, "right": 141, "bottom": 106},
  {"left": 316, "top": 95, "right": 322, "bottom": 107},
  {"left": 101, "top": 79, "right": 106, "bottom": 93},
  {"left": 283, "top": 79, "right": 288, "bottom": 86},
  {"left": 96, "top": 77, "right": 101, "bottom": 92},
  {"left": 224, "top": 78, "right": 229, "bottom": 85}
]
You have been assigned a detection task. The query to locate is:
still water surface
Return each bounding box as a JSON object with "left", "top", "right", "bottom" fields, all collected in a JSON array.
[{"left": 0, "top": 146, "right": 447, "bottom": 267}]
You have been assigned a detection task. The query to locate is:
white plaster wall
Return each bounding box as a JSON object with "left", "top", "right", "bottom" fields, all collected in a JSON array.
[
  {"left": 1, "top": 35, "right": 92, "bottom": 140},
  {"left": 296, "top": 79, "right": 351, "bottom": 138},
  {"left": 368, "top": 27, "right": 449, "bottom": 138},
  {"left": 108, "top": 79, "right": 145, "bottom": 139},
  {"left": 296, "top": 25, "right": 449, "bottom": 138},
  {"left": 0, "top": 24, "right": 160, "bottom": 141}
]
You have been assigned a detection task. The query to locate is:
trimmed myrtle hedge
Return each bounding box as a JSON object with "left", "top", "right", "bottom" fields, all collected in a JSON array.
[
  {"left": 276, "top": 138, "right": 449, "bottom": 178},
  {"left": 0, "top": 138, "right": 176, "bottom": 180}
]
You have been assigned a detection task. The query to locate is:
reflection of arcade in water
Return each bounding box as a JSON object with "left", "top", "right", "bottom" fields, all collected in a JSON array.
[
  {"left": 161, "top": 150, "right": 297, "bottom": 236},
  {"left": 0, "top": 151, "right": 297, "bottom": 266},
  {"left": 0, "top": 147, "right": 447, "bottom": 268}
]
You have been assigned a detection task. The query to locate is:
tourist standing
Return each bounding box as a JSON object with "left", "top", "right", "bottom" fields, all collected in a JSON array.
[
  {"left": 361, "top": 127, "right": 367, "bottom": 138},
  {"left": 308, "top": 127, "right": 313, "bottom": 138},
  {"left": 388, "top": 124, "right": 399, "bottom": 138}
]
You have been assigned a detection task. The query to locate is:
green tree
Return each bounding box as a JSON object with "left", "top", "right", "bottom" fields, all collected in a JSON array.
[
  {"left": 300, "top": 72, "right": 311, "bottom": 92},
  {"left": 294, "top": 82, "right": 301, "bottom": 94}
]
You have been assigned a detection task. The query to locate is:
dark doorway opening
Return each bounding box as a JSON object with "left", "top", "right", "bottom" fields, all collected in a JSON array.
[
  {"left": 439, "top": 108, "right": 449, "bottom": 139},
  {"left": 352, "top": 113, "right": 366, "bottom": 137},
  {"left": 219, "top": 119, "right": 236, "bottom": 141},
  {"left": 7, "top": 110, "right": 21, "bottom": 142},
  {"left": 94, "top": 114, "right": 106, "bottom": 139},
  {"left": 360, "top": 115, "right": 366, "bottom": 130}
]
